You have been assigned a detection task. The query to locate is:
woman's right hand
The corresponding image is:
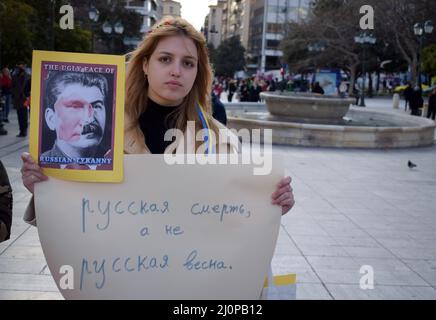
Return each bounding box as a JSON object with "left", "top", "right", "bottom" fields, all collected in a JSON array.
[{"left": 21, "top": 152, "right": 48, "bottom": 194}]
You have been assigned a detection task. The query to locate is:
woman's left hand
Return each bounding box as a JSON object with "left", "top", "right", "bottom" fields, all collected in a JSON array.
[{"left": 271, "top": 176, "right": 295, "bottom": 215}]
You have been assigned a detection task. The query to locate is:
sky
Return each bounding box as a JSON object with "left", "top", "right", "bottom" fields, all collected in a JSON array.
[{"left": 177, "top": 0, "right": 217, "bottom": 30}]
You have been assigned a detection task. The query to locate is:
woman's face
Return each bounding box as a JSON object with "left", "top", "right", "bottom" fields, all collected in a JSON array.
[{"left": 144, "top": 35, "right": 198, "bottom": 106}]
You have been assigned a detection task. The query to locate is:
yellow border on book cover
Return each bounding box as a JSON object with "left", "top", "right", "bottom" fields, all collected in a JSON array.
[{"left": 29, "top": 50, "right": 125, "bottom": 183}]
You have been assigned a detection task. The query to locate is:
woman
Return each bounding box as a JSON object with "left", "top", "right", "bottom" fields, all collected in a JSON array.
[{"left": 21, "top": 17, "right": 294, "bottom": 225}]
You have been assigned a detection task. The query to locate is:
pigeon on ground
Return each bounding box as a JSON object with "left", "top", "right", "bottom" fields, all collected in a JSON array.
[{"left": 408, "top": 160, "right": 417, "bottom": 169}]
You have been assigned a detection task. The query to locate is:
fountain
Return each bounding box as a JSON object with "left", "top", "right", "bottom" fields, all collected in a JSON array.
[
  {"left": 226, "top": 92, "right": 436, "bottom": 148},
  {"left": 261, "top": 92, "right": 354, "bottom": 121}
]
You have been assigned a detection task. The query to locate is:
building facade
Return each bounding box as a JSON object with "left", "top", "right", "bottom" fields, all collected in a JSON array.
[
  {"left": 204, "top": 1, "right": 225, "bottom": 48},
  {"left": 162, "top": 0, "right": 181, "bottom": 17},
  {"left": 239, "top": 0, "right": 252, "bottom": 51},
  {"left": 248, "top": 0, "right": 311, "bottom": 72},
  {"left": 203, "top": 0, "right": 311, "bottom": 73},
  {"left": 204, "top": 1, "right": 251, "bottom": 49},
  {"left": 219, "top": 0, "right": 247, "bottom": 42},
  {"left": 124, "top": 0, "right": 163, "bottom": 47}
]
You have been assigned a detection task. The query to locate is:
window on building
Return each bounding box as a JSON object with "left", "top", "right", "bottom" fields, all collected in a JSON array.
[
  {"left": 130, "top": 1, "right": 145, "bottom": 7},
  {"left": 150, "top": 17, "right": 156, "bottom": 27},
  {"left": 267, "top": 23, "right": 283, "bottom": 34},
  {"left": 151, "top": 0, "right": 157, "bottom": 11},
  {"left": 170, "top": 6, "right": 173, "bottom": 13},
  {"left": 266, "top": 56, "right": 281, "bottom": 70},
  {"left": 266, "top": 39, "right": 280, "bottom": 50}
]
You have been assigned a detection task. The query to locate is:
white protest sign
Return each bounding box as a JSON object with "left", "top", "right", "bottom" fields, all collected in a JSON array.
[{"left": 35, "top": 154, "right": 283, "bottom": 299}]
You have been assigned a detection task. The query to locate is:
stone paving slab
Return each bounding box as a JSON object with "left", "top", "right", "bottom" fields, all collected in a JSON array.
[
  {"left": 1, "top": 98, "right": 436, "bottom": 299},
  {"left": 296, "top": 284, "right": 333, "bottom": 300},
  {"left": 325, "top": 284, "right": 436, "bottom": 300},
  {"left": 0, "top": 290, "right": 63, "bottom": 300}
]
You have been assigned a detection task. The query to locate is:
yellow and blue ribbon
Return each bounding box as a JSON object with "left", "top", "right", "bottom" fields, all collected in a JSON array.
[{"left": 197, "top": 104, "right": 214, "bottom": 154}]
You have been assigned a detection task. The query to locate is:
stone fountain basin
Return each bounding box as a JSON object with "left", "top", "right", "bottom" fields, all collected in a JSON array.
[
  {"left": 227, "top": 107, "right": 436, "bottom": 149},
  {"left": 260, "top": 92, "right": 355, "bottom": 120}
]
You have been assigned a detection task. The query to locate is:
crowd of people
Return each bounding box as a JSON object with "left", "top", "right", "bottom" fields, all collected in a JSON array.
[
  {"left": 212, "top": 76, "right": 328, "bottom": 103},
  {"left": 211, "top": 75, "right": 436, "bottom": 121},
  {"left": 402, "top": 82, "right": 436, "bottom": 119},
  {"left": 212, "top": 77, "right": 279, "bottom": 103}
]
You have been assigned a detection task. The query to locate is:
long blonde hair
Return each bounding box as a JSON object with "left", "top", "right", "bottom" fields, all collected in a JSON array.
[{"left": 125, "top": 16, "right": 218, "bottom": 142}]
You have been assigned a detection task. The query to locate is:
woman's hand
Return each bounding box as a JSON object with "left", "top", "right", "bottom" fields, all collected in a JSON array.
[
  {"left": 21, "top": 152, "right": 48, "bottom": 194},
  {"left": 271, "top": 176, "right": 294, "bottom": 215}
]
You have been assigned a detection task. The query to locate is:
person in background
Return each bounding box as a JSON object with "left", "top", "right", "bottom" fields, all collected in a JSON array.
[
  {"left": 0, "top": 97, "right": 7, "bottom": 135},
  {"left": 239, "top": 80, "right": 249, "bottom": 102},
  {"left": 211, "top": 91, "right": 227, "bottom": 125},
  {"left": 227, "top": 79, "right": 236, "bottom": 103},
  {"left": 353, "top": 82, "right": 360, "bottom": 105},
  {"left": 312, "top": 82, "right": 325, "bottom": 95},
  {"left": 403, "top": 82, "right": 413, "bottom": 112},
  {"left": 427, "top": 87, "right": 436, "bottom": 121},
  {"left": 1, "top": 67, "right": 13, "bottom": 123},
  {"left": 409, "top": 86, "right": 424, "bottom": 116},
  {"left": 213, "top": 81, "right": 223, "bottom": 100},
  {"left": 12, "top": 63, "right": 30, "bottom": 137}
]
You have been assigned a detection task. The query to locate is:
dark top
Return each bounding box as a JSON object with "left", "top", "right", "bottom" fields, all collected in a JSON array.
[
  {"left": 403, "top": 86, "right": 413, "bottom": 100},
  {"left": 212, "top": 92, "right": 227, "bottom": 125},
  {"left": 12, "top": 70, "right": 28, "bottom": 109},
  {"left": 312, "top": 84, "right": 325, "bottom": 95},
  {"left": 429, "top": 94, "right": 436, "bottom": 109},
  {"left": 410, "top": 89, "right": 423, "bottom": 110},
  {"left": 139, "top": 99, "right": 181, "bottom": 154}
]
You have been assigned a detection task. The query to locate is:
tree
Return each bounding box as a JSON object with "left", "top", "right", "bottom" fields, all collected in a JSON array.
[
  {"left": 15, "top": 0, "right": 142, "bottom": 55},
  {"left": 22, "top": 0, "right": 92, "bottom": 53},
  {"left": 0, "top": 0, "right": 35, "bottom": 67},
  {"left": 422, "top": 44, "right": 436, "bottom": 81},
  {"left": 55, "top": 26, "right": 91, "bottom": 53},
  {"left": 20, "top": 0, "right": 58, "bottom": 51},
  {"left": 281, "top": 0, "right": 436, "bottom": 94},
  {"left": 70, "top": 0, "right": 142, "bottom": 54},
  {"left": 373, "top": 0, "right": 436, "bottom": 85},
  {"left": 281, "top": 0, "right": 370, "bottom": 95},
  {"left": 213, "top": 36, "right": 245, "bottom": 77}
]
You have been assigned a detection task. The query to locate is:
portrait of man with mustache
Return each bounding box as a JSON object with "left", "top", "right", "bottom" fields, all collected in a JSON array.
[{"left": 40, "top": 71, "right": 113, "bottom": 170}]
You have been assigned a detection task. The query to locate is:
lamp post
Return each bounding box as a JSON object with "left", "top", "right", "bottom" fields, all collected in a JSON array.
[
  {"left": 88, "top": 6, "right": 100, "bottom": 52},
  {"left": 102, "top": 21, "right": 124, "bottom": 54},
  {"left": 413, "top": 20, "right": 433, "bottom": 88},
  {"left": 354, "top": 32, "right": 376, "bottom": 107}
]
